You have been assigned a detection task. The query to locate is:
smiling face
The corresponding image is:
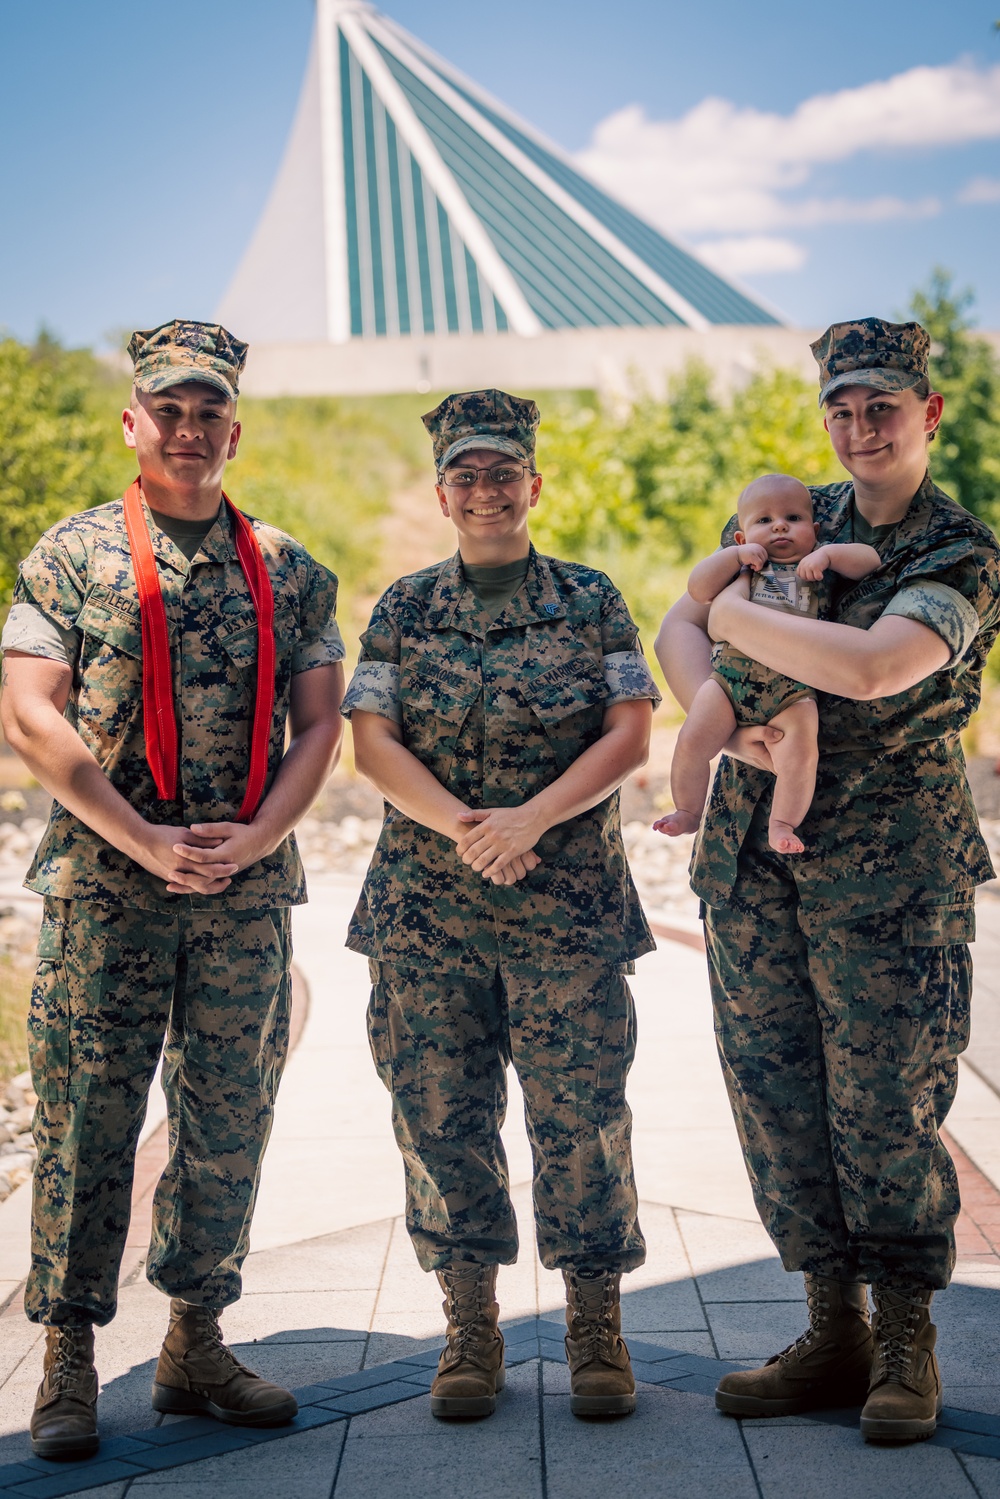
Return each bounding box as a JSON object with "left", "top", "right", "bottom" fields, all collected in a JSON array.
[
  {"left": 735, "top": 475, "right": 818, "bottom": 564},
  {"left": 122, "top": 381, "right": 240, "bottom": 516},
  {"left": 823, "top": 385, "right": 943, "bottom": 489},
  {"left": 435, "top": 445, "right": 542, "bottom": 564}
]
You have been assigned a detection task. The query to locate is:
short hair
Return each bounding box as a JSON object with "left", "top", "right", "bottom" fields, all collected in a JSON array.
[{"left": 737, "top": 473, "right": 813, "bottom": 522}]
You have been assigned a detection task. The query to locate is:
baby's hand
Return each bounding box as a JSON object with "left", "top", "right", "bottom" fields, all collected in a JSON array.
[
  {"left": 736, "top": 543, "right": 769, "bottom": 572},
  {"left": 797, "top": 547, "right": 831, "bottom": 582}
]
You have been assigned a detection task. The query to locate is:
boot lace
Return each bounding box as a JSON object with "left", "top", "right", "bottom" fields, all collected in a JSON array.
[
  {"left": 567, "top": 1274, "right": 615, "bottom": 1363},
  {"left": 182, "top": 1306, "right": 247, "bottom": 1379},
  {"left": 871, "top": 1290, "right": 924, "bottom": 1386},
  {"left": 777, "top": 1280, "right": 834, "bottom": 1365},
  {"left": 48, "top": 1329, "right": 93, "bottom": 1395},
  {"left": 442, "top": 1270, "right": 495, "bottom": 1363}
]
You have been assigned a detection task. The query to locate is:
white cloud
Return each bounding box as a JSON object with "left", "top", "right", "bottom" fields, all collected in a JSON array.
[
  {"left": 695, "top": 236, "right": 807, "bottom": 276},
  {"left": 573, "top": 61, "right": 1000, "bottom": 243},
  {"left": 958, "top": 175, "right": 1000, "bottom": 204},
  {"left": 777, "top": 195, "right": 940, "bottom": 227}
]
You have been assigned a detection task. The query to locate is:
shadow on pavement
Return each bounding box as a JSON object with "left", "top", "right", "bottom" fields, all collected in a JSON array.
[{"left": 1, "top": 1257, "right": 999, "bottom": 1492}]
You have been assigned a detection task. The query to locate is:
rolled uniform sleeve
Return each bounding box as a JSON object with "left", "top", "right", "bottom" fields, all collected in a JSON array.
[
  {"left": 880, "top": 532, "right": 1000, "bottom": 670},
  {"left": 4, "top": 533, "right": 88, "bottom": 666},
  {"left": 881, "top": 580, "right": 980, "bottom": 668},
  {"left": 599, "top": 579, "right": 662, "bottom": 708},
  {"left": 1, "top": 601, "right": 79, "bottom": 665},
  {"left": 291, "top": 558, "right": 346, "bottom": 673},
  {"left": 341, "top": 590, "right": 403, "bottom": 722}
]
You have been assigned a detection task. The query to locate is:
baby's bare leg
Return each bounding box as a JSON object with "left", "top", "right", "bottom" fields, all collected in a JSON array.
[
  {"left": 655, "top": 679, "right": 737, "bottom": 836},
  {"left": 766, "top": 697, "right": 819, "bottom": 855}
]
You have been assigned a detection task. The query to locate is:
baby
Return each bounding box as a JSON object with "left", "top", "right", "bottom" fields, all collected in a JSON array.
[{"left": 655, "top": 473, "right": 880, "bottom": 854}]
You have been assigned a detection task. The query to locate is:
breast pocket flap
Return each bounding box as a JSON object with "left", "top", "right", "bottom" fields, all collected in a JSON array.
[
  {"left": 402, "top": 668, "right": 481, "bottom": 722},
  {"left": 78, "top": 594, "right": 142, "bottom": 657},
  {"left": 216, "top": 615, "right": 257, "bottom": 668},
  {"left": 528, "top": 655, "right": 607, "bottom": 724}
]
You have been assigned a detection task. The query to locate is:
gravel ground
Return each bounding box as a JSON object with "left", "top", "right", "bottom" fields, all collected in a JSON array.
[{"left": 0, "top": 1072, "right": 37, "bottom": 1201}]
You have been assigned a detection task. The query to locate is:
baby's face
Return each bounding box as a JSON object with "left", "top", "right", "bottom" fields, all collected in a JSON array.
[{"left": 737, "top": 485, "right": 818, "bottom": 564}]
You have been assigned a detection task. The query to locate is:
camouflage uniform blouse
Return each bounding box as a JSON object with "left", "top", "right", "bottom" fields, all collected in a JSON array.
[
  {"left": 3, "top": 498, "right": 344, "bottom": 912},
  {"left": 692, "top": 474, "right": 1000, "bottom": 922},
  {"left": 342, "top": 547, "right": 660, "bottom": 978}
]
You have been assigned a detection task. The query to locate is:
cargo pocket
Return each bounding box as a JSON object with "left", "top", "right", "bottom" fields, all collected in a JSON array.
[
  {"left": 366, "top": 963, "right": 393, "bottom": 1091},
  {"left": 891, "top": 897, "right": 975, "bottom": 1065},
  {"left": 260, "top": 970, "right": 292, "bottom": 1102},
  {"left": 28, "top": 921, "right": 70, "bottom": 1103},
  {"left": 596, "top": 973, "right": 637, "bottom": 1089}
]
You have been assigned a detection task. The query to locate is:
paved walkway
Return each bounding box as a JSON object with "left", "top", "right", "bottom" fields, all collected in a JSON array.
[{"left": 3, "top": 875, "right": 1000, "bottom": 1497}]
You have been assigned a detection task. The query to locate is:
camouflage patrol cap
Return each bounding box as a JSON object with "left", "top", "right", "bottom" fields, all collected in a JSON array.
[
  {"left": 127, "top": 320, "right": 248, "bottom": 400},
  {"left": 811, "top": 317, "right": 930, "bottom": 406},
  {"left": 423, "top": 389, "right": 540, "bottom": 472}
]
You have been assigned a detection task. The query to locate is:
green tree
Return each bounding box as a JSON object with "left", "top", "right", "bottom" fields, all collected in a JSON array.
[
  {"left": 622, "top": 362, "right": 730, "bottom": 560},
  {"left": 531, "top": 395, "right": 640, "bottom": 557},
  {"left": 909, "top": 269, "right": 1000, "bottom": 527},
  {"left": 232, "top": 392, "right": 430, "bottom": 642},
  {"left": 529, "top": 362, "right": 841, "bottom": 650},
  {"left": 0, "top": 334, "right": 129, "bottom": 598}
]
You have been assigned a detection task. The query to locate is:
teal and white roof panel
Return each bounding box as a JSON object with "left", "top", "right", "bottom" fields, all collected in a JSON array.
[{"left": 219, "top": 0, "right": 780, "bottom": 344}]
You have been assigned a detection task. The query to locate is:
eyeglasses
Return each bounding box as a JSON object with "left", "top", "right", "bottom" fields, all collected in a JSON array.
[{"left": 439, "top": 462, "right": 535, "bottom": 487}]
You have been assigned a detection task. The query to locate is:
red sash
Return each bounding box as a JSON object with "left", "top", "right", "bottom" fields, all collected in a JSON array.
[{"left": 122, "top": 479, "right": 276, "bottom": 823}]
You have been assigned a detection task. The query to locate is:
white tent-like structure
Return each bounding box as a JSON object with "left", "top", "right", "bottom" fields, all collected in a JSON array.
[{"left": 219, "top": 0, "right": 810, "bottom": 395}]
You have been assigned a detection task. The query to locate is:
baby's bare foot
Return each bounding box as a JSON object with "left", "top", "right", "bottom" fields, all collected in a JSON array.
[
  {"left": 653, "top": 810, "right": 700, "bottom": 837},
  {"left": 769, "top": 820, "right": 805, "bottom": 855}
]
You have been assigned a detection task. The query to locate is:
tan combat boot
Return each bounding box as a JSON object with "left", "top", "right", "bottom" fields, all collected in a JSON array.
[
  {"left": 151, "top": 1300, "right": 298, "bottom": 1426},
  {"left": 30, "top": 1325, "right": 99, "bottom": 1460},
  {"left": 716, "top": 1274, "right": 872, "bottom": 1417},
  {"left": 430, "top": 1264, "right": 505, "bottom": 1420},
  {"left": 564, "top": 1270, "right": 636, "bottom": 1419},
  {"left": 860, "top": 1286, "right": 942, "bottom": 1443}
]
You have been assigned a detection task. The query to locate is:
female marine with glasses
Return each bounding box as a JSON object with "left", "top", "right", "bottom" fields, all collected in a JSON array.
[{"left": 340, "top": 389, "right": 660, "bottom": 1425}]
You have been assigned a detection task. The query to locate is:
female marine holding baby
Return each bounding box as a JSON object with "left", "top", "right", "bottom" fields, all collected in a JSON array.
[{"left": 658, "top": 318, "right": 1000, "bottom": 1443}]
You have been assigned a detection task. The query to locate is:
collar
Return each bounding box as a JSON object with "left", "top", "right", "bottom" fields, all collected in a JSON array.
[
  {"left": 191, "top": 506, "right": 239, "bottom": 566},
  {"left": 887, "top": 471, "right": 937, "bottom": 554},
  {"left": 423, "top": 545, "right": 567, "bottom": 637},
  {"left": 826, "top": 471, "right": 936, "bottom": 556},
  {"left": 117, "top": 492, "right": 238, "bottom": 574}
]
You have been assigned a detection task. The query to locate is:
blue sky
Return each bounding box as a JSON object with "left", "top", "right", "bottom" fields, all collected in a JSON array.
[{"left": 2, "top": 0, "right": 998, "bottom": 347}]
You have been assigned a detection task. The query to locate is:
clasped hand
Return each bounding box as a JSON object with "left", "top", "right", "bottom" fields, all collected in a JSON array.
[
  {"left": 455, "top": 805, "right": 545, "bottom": 884},
  {"left": 133, "top": 821, "right": 271, "bottom": 895}
]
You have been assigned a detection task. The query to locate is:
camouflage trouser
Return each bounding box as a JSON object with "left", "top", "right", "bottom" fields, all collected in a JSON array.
[
  {"left": 26, "top": 898, "right": 292, "bottom": 1327},
  {"left": 703, "top": 817, "right": 973, "bottom": 1288},
  {"left": 368, "top": 960, "right": 645, "bottom": 1275}
]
